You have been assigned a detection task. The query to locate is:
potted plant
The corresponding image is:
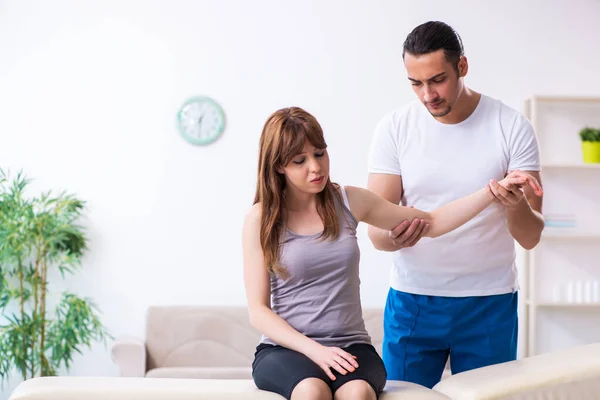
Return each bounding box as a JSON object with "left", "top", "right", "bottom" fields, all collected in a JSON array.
[
  {"left": 579, "top": 127, "right": 600, "bottom": 163},
  {"left": 0, "top": 169, "right": 110, "bottom": 385}
]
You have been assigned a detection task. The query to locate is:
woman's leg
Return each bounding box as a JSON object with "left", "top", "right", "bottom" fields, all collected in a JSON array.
[
  {"left": 252, "top": 344, "right": 332, "bottom": 400},
  {"left": 292, "top": 378, "right": 332, "bottom": 400},
  {"left": 334, "top": 380, "right": 376, "bottom": 400},
  {"left": 330, "top": 343, "right": 387, "bottom": 399}
]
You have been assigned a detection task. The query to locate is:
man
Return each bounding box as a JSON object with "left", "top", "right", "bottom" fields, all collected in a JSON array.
[{"left": 367, "top": 21, "right": 544, "bottom": 389}]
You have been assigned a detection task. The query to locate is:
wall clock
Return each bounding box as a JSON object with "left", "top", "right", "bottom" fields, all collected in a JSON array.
[{"left": 177, "top": 96, "right": 226, "bottom": 145}]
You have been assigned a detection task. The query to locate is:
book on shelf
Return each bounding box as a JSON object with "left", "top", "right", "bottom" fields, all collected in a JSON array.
[{"left": 544, "top": 213, "right": 577, "bottom": 228}]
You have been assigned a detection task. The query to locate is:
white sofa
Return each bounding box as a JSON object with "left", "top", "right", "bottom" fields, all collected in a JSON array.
[
  {"left": 8, "top": 306, "right": 600, "bottom": 399},
  {"left": 110, "top": 306, "right": 412, "bottom": 380}
]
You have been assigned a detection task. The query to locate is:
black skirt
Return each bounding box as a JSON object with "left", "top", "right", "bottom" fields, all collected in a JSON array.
[{"left": 252, "top": 342, "right": 387, "bottom": 399}]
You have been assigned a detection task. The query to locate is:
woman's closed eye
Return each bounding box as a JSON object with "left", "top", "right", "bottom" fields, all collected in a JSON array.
[
  {"left": 292, "top": 157, "right": 305, "bottom": 165},
  {"left": 292, "top": 151, "right": 325, "bottom": 164}
]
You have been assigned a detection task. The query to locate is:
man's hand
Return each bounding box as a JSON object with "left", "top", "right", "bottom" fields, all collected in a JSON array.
[
  {"left": 488, "top": 170, "right": 543, "bottom": 208},
  {"left": 389, "top": 209, "right": 429, "bottom": 249}
]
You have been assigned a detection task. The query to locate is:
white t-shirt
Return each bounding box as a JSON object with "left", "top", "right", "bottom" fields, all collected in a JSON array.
[{"left": 367, "top": 94, "right": 541, "bottom": 296}]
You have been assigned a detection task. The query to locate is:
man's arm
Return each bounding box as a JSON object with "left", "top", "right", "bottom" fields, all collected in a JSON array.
[
  {"left": 367, "top": 173, "right": 428, "bottom": 251},
  {"left": 489, "top": 170, "right": 544, "bottom": 250}
]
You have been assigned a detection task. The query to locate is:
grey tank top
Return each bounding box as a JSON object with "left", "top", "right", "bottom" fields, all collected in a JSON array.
[{"left": 261, "top": 186, "right": 371, "bottom": 348}]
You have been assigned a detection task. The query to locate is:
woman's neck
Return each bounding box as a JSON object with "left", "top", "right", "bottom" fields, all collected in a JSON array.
[{"left": 283, "top": 187, "right": 318, "bottom": 213}]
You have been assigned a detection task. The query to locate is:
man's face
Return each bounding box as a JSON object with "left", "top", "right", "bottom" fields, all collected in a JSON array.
[{"left": 404, "top": 49, "right": 466, "bottom": 118}]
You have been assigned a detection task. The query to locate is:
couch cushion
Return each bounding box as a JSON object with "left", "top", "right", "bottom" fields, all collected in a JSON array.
[
  {"left": 9, "top": 377, "right": 280, "bottom": 400},
  {"left": 433, "top": 343, "right": 600, "bottom": 400},
  {"left": 9, "top": 377, "right": 449, "bottom": 400},
  {"left": 146, "top": 367, "right": 253, "bottom": 379},
  {"left": 362, "top": 309, "right": 384, "bottom": 355},
  {"left": 382, "top": 381, "right": 451, "bottom": 399},
  {"left": 144, "top": 306, "right": 389, "bottom": 371},
  {"left": 145, "top": 306, "right": 261, "bottom": 370}
]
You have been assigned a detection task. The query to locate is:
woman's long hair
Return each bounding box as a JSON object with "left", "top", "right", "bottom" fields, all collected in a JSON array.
[{"left": 253, "top": 107, "right": 341, "bottom": 278}]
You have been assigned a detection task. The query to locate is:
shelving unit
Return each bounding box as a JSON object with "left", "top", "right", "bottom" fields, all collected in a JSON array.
[{"left": 521, "top": 95, "right": 600, "bottom": 358}]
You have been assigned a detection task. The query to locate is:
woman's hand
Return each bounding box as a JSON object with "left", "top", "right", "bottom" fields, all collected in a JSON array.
[
  {"left": 305, "top": 344, "right": 359, "bottom": 380},
  {"left": 489, "top": 170, "right": 543, "bottom": 206}
]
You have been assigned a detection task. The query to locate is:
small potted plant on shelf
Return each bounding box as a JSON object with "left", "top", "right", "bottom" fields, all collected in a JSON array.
[{"left": 579, "top": 127, "right": 600, "bottom": 163}]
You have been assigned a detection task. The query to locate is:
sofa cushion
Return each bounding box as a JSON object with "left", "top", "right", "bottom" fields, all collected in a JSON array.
[
  {"left": 433, "top": 343, "right": 600, "bottom": 400},
  {"left": 145, "top": 306, "right": 261, "bottom": 370},
  {"left": 146, "top": 367, "right": 253, "bottom": 379},
  {"left": 382, "top": 381, "right": 451, "bottom": 399},
  {"left": 8, "top": 377, "right": 450, "bottom": 400},
  {"left": 8, "top": 377, "right": 280, "bottom": 400},
  {"left": 362, "top": 309, "right": 384, "bottom": 355}
]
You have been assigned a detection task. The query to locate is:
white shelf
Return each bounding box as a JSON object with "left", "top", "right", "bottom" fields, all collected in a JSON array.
[
  {"left": 527, "top": 301, "right": 600, "bottom": 308},
  {"left": 533, "top": 96, "right": 600, "bottom": 103},
  {"left": 542, "top": 163, "right": 600, "bottom": 169},
  {"left": 541, "top": 231, "right": 600, "bottom": 240}
]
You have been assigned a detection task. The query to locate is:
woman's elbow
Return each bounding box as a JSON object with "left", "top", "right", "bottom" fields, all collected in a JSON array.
[
  {"left": 423, "top": 214, "right": 439, "bottom": 238},
  {"left": 426, "top": 230, "right": 442, "bottom": 239},
  {"left": 367, "top": 226, "right": 386, "bottom": 250},
  {"left": 248, "top": 304, "right": 267, "bottom": 330}
]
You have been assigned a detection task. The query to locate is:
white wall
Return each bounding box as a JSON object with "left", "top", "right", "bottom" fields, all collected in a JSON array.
[{"left": 1, "top": 0, "right": 600, "bottom": 396}]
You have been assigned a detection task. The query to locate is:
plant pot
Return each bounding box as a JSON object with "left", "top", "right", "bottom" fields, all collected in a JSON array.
[{"left": 582, "top": 141, "right": 600, "bottom": 163}]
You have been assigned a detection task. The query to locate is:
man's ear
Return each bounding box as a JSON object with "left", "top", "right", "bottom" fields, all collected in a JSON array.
[{"left": 458, "top": 56, "right": 468, "bottom": 78}]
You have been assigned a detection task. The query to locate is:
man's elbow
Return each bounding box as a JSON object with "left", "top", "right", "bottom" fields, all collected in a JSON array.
[
  {"left": 520, "top": 239, "right": 540, "bottom": 250},
  {"left": 518, "top": 224, "right": 544, "bottom": 250}
]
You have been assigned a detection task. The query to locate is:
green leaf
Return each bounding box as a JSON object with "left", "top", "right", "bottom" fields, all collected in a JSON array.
[
  {"left": 0, "top": 269, "right": 10, "bottom": 310},
  {"left": 0, "top": 169, "right": 108, "bottom": 384},
  {"left": 46, "top": 293, "right": 110, "bottom": 374},
  {"left": 579, "top": 127, "right": 600, "bottom": 142}
]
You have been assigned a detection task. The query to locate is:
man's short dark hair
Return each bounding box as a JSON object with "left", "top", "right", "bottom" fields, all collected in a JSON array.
[{"left": 403, "top": 21, "right": 464, "bottom": 71}]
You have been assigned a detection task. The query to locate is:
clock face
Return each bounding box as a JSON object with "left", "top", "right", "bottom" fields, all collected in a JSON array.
[{"left": 177, "top": 97, "right": 226, "bottom": 145}]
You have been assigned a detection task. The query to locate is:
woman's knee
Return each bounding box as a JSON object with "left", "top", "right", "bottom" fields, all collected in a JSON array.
[
  {"left": 291, "top": 377, "right": 332, "bottom": 400},
  {"left": 334, "top": 380, "right": 376, "bottom": 400}
]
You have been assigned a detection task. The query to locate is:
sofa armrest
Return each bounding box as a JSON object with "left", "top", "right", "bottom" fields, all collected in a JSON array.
[
  {"left": 433, "top": 343, "right": 600, "bottom": 400},
  {"left": 110, "top": 336, "right": 147, "bottom": 377}
]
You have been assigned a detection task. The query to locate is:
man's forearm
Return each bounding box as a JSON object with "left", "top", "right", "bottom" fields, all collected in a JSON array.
[
  {"left": 506, "top": 198, "right": 545, "bottom": 250},
  {"left": 368, "top": 226, "right": 398, "bottom": 252}
]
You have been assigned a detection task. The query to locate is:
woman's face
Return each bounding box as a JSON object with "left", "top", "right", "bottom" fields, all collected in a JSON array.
[{"left": 280, "top": 141, "right": 330, "bottom": 195}]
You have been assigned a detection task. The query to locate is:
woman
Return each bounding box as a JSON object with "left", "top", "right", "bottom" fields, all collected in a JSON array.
[{"left": 242, "top": 107, "right": 542, "bottom": 400}]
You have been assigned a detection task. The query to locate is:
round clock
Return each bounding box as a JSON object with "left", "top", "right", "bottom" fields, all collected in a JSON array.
[{"left": 177, "top": 96, "right": 226, "bottom": 145}]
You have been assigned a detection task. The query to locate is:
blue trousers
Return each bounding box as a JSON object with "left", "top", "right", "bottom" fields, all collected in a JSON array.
[{"left": 382, "top": 288, "right": 518, "bottom": 389}]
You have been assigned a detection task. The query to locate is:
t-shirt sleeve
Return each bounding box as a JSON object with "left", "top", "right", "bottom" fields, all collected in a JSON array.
[
  {"left": 508, "top": 114, "right": 541, "bottom": 172},
  {"left": 367, "top": 113, "right": 402, "bottom": 175}
]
